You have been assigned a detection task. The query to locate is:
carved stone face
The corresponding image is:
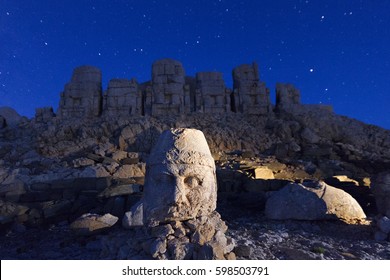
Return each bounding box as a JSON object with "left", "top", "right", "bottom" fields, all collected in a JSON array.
[{"left": 143, "top": 128, "right": 217, "bottom": 226}]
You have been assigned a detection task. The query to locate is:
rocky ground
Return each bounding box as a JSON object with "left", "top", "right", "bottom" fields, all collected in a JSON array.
[
  {"left": 1, "top": 198, "right": 389, "bottom": 260},
  {"left": 1, "top": 107, "right": 390, "bottom": 260}
]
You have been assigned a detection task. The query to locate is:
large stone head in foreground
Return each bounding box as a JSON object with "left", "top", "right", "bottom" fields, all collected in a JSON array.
[{"left": 143, "top": 128, "right": 217, "bottom": 226}]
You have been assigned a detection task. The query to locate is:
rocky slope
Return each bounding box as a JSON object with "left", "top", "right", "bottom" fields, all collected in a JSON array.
[{"left": 1, "top": 89, "right": 390, "bottom": 259}]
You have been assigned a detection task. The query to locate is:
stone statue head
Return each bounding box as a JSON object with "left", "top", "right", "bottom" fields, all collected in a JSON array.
[{"left": 143, "top": 128, "right": 217, "bottom": 226}]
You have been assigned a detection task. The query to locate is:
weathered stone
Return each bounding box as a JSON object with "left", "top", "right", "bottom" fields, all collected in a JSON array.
[
  {"left": 122, "top": 201, "right": 143, "bottom": 228},
  {"left": 265, "top": 181, "right": 366, "bottom": 222},
  {"left": 147, "top": 59, "right": 190, "bottom": 116},
  {"left": 232, "top": 62, "right": 271, "bottom": 114},
  {"left": 42, "top": 200, "right": 73, "bottom": 218},
  {"left": 234, "top": 245, "right": 253, "bottom": 258},
  {"left": 143, "top": 128, "right": 217, "bottom": 226},
  {"left": 111, "top": 150, "right": 129, "bottom": 162},
  {"left": 70, "top": 213, "right": 118, "bottom": 235},
  {"left": 191, "top": 223, "right": 215, "bottom": 245},
  {"left": 103, "top": 78, "right": 142, "bottom": 116},
  {"left": 113, "top": 164, "right": 144, "bottom": 178},
  {"left": 0, "top": 200, "right": 29, "bottom": 224},
  {"left": 150, "top": 224, "right": 174, "bottom": 238},
  {"left": 98, "top": 184, "right": 141, "bottom": 198},
  {"left": 251, "top": 166, "right": 275, "bottom": 179},
  {"left": 72, "top": 157, "right": 95, "bottom": 168},
  {"left": 275, "top": 83, "right": 300, "bottom": 112},
  {"left": 195, "top": 72, "right": 231, "bottom": 113},
  {"left": 374, "top": 230, "right": 388, "bottom": 242},
  {"left": 58, "top": 65, "right": 102, "bottom": 118},
  {"left": 378, "top": 216, "right": 390, "bottom": 234},
  {"left": 35, "top": 107, "right": 55, "bottom": 123},
  {"left": 0, "top": 107, "right": 22, "bottom": 127},
  {"left": 301, "top": 127, "right": 321, "bottom": 144},
  {"left": 80, "top": 165, "right": 110, "bottom": 177},
  {"left": 167, "top": 238, "right": 194, "bottom": 260},
  {"left": 149, "top": 238, "right": 167, "bottom": 258}
]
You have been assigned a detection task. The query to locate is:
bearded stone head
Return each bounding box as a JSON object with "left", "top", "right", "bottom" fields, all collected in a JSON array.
[{"left": 143, "top": 128, "right": 217, "bottom": 226}]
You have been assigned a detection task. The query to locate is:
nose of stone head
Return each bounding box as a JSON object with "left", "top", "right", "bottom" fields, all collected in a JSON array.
[{"left": 172, "top": 186, "right": 184, "bottom": 203}]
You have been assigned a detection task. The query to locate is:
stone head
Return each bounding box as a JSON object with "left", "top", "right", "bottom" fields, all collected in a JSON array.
[{"left": 143, "top": 128, "right": 217, "bottom": 226}]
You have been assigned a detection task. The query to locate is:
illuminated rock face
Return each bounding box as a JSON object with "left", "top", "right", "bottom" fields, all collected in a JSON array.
[
  {"left": 143, "top": 128, "right": 217, "bottom": 226},
  {"left": 120, "top": 128, "right": 235, "bottom": 260}
]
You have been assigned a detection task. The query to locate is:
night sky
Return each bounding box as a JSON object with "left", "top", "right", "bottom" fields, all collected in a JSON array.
[{"left": 1, "top": 0, "right": 389, "bottom": 129}]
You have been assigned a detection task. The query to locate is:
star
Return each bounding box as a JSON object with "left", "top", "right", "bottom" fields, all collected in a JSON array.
[{"left": 309, "top": 68, "right": 314, "bottom": 72}]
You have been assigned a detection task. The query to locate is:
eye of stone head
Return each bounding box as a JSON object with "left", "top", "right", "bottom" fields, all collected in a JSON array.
[{"left": 184, "top": 176, "right": 201, "bottom": 188}]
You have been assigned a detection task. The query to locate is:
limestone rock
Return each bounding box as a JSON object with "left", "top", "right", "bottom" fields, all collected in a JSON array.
[
  {"left": 252, "top": 166, "right": 275, "bottom": 179},
  {"left": 72, "top": 157, "right": 95, "bottom": 168},
  {"left": 122, "top": 201, "right": 143, "bottom": 228},
  {"left": 0, "top": 200, "right": 29, "bottom": 225},
  {"left": 58, "top": 65, "right": 102, "bottom": 118},
  {"left": 232, "top": 62, "right": 271, "bottom": 114},
  {"left": 143, "top": 128, "right": 217, "bottom": 225},
  {"left": 148, "top": 59, "right": 190, "bottom": 116},
  {"left": 80, "top": 165, "right": 110, "bottom": 177},
  {"left": 103, "top": 78, "right": 142, "bottom": 116},
  {"left": 35, "top": 107, "right": 55, "bottom": 123},
  {"left": 265, "top": 181, "right": 366, "bottom": 222},
  {"left": 113, "top": 164, "right": 144, "bottom": 178},
  {"left": 111, "top": 150, "right": 128, "bottom": 162},
  {"left": 275, "top": 83, "right": 300, "bottom": 112},
  {"left": 0, "top": 107, "right": 23, "bottom": 127},
  {"left": 195, "top": 72, "right": 230, "bottom": 113},
  {"left": 377, "top": 216, "right": 390, "bottom": 234},
  {"left": 70, "top": 213, "right": 118, "bottom": 235}
]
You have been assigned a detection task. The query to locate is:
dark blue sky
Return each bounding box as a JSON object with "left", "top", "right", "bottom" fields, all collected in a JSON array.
[{"left": 1, "top": 0, "right": 389, "bottom": 129}]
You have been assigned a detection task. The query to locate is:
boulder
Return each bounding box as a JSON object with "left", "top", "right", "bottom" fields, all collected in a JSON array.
[
  {"left": 0, "top": 200, "right": 29, "bottom": 225},
  {"left": 252, "top": 166, "right": 274, "bottom": 179},
  {"left": 70, "top": 213, "right": 118, "bottom": 235},
  {"left": 377, "top": 216, "right": 390, "bottom": 234},
  {"left": 265, "top": 181, "right": 366, "bottom": 223},
  {"left": 122, "top": 201, "right": 143, "bottom": 228}
]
